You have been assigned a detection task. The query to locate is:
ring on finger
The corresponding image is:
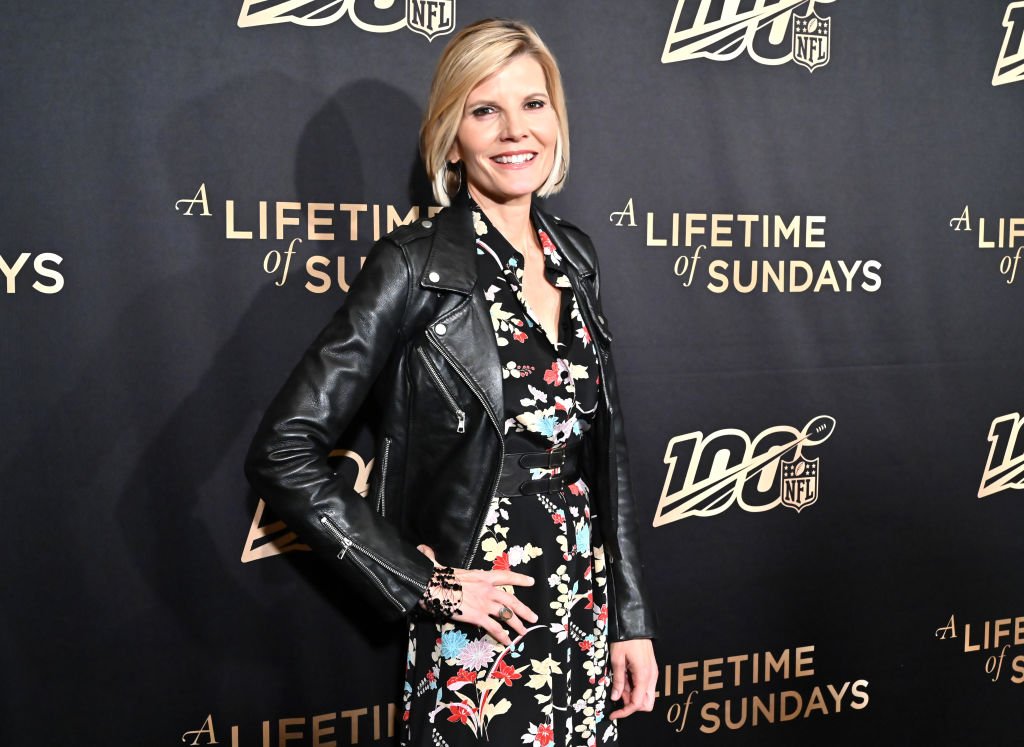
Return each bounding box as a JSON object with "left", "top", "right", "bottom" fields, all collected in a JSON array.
[{"left": 496, "top": 605, "right": 513, "bottom": 621}]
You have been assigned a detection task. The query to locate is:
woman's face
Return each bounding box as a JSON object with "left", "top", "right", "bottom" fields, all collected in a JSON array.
[{"left": 449, "top": 54, "right": 559, "bottom": 208}]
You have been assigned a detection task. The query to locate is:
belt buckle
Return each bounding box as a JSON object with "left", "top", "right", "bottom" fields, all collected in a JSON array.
[{"left": 548, "top": 443, "right": 566, "bottom": 469}]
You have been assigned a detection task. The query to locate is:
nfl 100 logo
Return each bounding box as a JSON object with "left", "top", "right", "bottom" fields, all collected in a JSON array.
[
  {"left": 407, "top": 0, "right": 454, "bottom": 41},
  {"left": 662, "top": 0, "right": 837, "bottom": 71}
]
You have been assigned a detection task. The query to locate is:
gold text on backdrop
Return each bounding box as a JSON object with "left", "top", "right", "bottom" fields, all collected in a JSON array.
[
  {"left": 948, "top": 205, "right": 1024, "bottom": 285},
  {"left": 0, "top": 253, "right": 64, "bottom": 294},
  {"left": 611, "top": 199, "right": 882, "bottom": 294},
  {"left": 659, "top": 642, "right": 869, "bottom": 734},
  {"left": 174, "top": 183, "right": 440, "bottom": 292},
  {"left": 182, "top": 702, "right": 399, "bottom": 745},
  {"left": 935, "top": 613, "right": 1024, "bottom": 684}
]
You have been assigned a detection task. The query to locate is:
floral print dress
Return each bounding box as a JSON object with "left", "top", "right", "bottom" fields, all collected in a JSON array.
[{"left": 400, "top": 201, "right": 618, "bottom": 747}]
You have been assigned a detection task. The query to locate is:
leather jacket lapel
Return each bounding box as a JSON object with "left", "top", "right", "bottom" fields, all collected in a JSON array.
[{"left": 419, "top": 192, "right": 505, "bottom": 428}]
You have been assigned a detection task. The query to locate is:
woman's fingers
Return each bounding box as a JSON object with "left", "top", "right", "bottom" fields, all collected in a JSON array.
[
  {"left": 415, "top": 544, "right": 442, "bottom": 567},
  {"left": 417, "top": 556, "right": 539, "bottom": 643},
  {"left": 491, "top": 569, "right": 536, "bottom": 588},
  {"left": 607, "top": 639, "right": 659, "bottom": 720},
  {"left": 498, "top": 588, "right": 538, "bottom": 624}
]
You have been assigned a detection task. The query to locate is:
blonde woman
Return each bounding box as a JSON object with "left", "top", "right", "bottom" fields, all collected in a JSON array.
[{"left": 246, "top": 18, "right": 657, "bottom": 746}]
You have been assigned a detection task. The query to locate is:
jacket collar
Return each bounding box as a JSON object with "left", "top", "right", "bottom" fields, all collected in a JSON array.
[{"left": 420, "top": 189, "right": 595, "bottom": 294}]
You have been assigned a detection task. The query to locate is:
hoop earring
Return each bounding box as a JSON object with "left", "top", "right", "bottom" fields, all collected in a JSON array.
[{"left": 446, "top": 160, "right": 463, "bottom": 196}]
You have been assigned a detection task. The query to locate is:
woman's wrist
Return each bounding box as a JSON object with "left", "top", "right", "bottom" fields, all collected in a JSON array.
[{"left": 419, "top": 565, "right": 463, "bottom": 620}]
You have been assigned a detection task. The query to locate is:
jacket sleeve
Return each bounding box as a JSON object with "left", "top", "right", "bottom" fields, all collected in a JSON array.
[
  {"left": 590, "top": 241, "right": 659, "bottom": 642},
  {"left": 244, "top": 236, "right": 436, "bottom": 621}
]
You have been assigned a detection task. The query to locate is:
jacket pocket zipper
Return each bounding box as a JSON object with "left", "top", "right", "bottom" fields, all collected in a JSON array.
[
  {"left": 425, "top": 332, "right": 504, "bottom": 570},
  {"left": 318, "top": 514, "right": 421, "bottom": 612},
  {"left": 375, "top": 436, "right": 391, "bottom": 517},
  {"left": 416, "top": 346, "right": 466, "bottom": 433}
]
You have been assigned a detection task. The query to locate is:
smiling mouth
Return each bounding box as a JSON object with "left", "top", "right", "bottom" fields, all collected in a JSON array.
[{"left": 492, "top": 153, "right": 536, "bottom": 165}]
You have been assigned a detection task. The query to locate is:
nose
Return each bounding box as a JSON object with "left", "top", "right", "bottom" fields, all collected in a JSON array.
[{"left": 500, "top": 109, "right": 528, "bottom": 141}]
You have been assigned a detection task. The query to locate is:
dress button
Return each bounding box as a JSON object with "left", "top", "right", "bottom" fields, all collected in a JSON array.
[
  {"left": 422, "top": 220, "right": 433, "bottom": 228},
  {"left": 428, "top": 271, "right": 440, "bottom": 282},
  {"left": 434, "top": 323, "right": 447, "bottom": 335}
]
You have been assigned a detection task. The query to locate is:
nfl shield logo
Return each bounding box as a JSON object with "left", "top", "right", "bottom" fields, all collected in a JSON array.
[
  {"left": 779, "top": 455, "right": 819, "bottom": 512},
  {"left": 406, "top": 0, "right": 455, "bottom": 42},
  {"left": 791, "top": 9, "right": 831, "bottom": 72}
]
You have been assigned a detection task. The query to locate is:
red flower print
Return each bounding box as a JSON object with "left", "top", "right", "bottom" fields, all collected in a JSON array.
[
  {"left": 536, "top": 722, "right": 555, "bottom": 746},
  {"left": 568, "top": 482, "right": 583, "bottom": 496},
  {"left": 598, "top": 604, "right": 608, "bottom": 623},
  {"left": 542, "top": 362, "right": 564, "bottom": 387},
  {"left": 513, "top": 329, "right": 528, "bottom": 343},
  {"left": 579, "top": 640, "right": 592, "bottom": 651},
  {"left": 447, "top": 668, "right": 476, "bottom": 688},
  {"left": 552, "top": 513, "right": 565, "bottom": 525},
  {"left": 579, "top": 324, "right": 592, "bottom": 346},
  {"left": 585, "top": 591, "right": 594, "bottom": 610},
  {"left": 426, "top": 670, "right": 436, "bottom": 682},
  {"left": 446, "top": 704, "right": 470, "bottom": 723},
  {"left": 492, "top": 552, "right": 510, "bottom": 571},
  {"left": 538, "top": 230, "right": 557, "bottom": 256},
  {"left": 493, "top": 659, "right": 521, "bottom": 686}
]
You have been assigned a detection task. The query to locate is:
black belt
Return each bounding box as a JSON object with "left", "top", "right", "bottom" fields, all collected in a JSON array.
[{"left": 497, "top": 442, "right": 582, "bottom": 497}]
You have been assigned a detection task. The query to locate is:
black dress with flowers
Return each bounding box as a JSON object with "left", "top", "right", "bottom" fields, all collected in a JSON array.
[{"left": 400, "top": 201, "right": 618, "bottom": 747}]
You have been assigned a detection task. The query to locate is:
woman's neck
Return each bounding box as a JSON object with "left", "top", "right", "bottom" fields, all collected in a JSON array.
[{"left": 468, "top": 187, "right": 535, "bottom": 251}]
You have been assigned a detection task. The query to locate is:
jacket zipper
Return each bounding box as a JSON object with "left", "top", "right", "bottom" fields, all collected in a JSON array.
[
  {"left": 426, "top": 331, "right": 504, "bottom": 570},
  {"left": 318, "top": 514, "right": 421, "bottom": 612},
  {"left": 375, "top": 436, "right": 391, "bottom": 517},
  {"left": 416, "top": 346, "right": 467, "bottom": 433}
]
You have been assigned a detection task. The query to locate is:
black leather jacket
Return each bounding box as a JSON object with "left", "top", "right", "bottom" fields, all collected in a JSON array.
[{"left": 244, "top": 190, "right": 657, "bottom": 641}]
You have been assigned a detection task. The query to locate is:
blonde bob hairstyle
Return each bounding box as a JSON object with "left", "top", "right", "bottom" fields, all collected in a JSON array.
[{"left": 420, "top": 18, "right": 570, "bottom": 207}]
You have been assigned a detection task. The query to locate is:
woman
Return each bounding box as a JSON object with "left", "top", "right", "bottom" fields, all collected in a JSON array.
[{"left": 245, "top": 18, "right": 657, "bottom": 746}]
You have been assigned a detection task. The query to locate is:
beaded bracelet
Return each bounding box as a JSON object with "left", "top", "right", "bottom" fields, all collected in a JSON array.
[{"left": 420, "top": 565, "right": 463, "bottom": 620}]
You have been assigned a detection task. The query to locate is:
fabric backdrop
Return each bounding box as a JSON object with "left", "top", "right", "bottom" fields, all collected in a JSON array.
[{"left": 2, "top": 1, "right": 1023, "bottom": 744}]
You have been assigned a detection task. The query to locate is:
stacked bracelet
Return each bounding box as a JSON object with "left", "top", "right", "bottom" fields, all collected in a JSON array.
[{"left": 420, "top": 565, "right": 463, "bottom": 620}]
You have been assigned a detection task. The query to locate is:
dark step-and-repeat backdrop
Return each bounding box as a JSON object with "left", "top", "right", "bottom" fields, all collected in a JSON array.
[{"left": 3, "top": 1, "right": 1022, "bottom": 744}]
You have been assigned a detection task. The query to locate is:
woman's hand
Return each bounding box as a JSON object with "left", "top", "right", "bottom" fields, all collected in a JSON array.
[
  {"left": 416, "top": 544, "right": 539, "bottom": 646},
  {"left": 608, "top": 638, "right": 658, "bottom": 720}
]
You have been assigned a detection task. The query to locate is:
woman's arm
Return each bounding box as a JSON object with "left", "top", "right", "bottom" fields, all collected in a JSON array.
[{"left": 244, "top": 236, "right": 436, "bottom": 620}]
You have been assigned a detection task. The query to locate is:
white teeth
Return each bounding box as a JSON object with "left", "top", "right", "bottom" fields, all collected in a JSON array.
[{"left": 494, "top": 153, "right": 535, "bottom": 164}]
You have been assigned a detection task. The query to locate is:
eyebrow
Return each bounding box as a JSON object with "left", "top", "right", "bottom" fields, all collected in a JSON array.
[{"left": 465, "top": 92, "right": 550, "bottom": 109}]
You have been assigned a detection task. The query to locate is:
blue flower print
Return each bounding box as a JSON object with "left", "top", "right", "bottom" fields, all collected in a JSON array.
[
  {"left": 575, "top": 522, "right": 591, "bottom": 556},
  {"left": 440, "top": 629, "right": 469, "bottom": 659}
]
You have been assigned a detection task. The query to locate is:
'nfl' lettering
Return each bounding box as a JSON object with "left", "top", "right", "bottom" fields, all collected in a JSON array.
[{"left": 407, "top": 0, "right": 454, "bottom": 41}]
